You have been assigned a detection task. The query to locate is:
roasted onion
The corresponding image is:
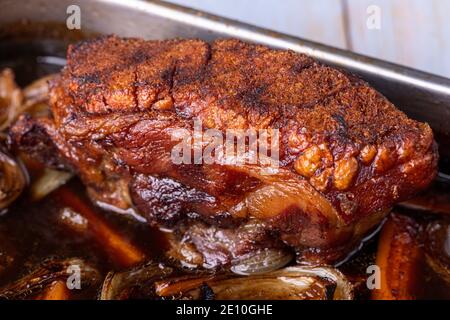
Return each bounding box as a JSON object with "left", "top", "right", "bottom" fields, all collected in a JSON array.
[
  {"left": 156, "top": 266, "right": 353, "bottom": 300},
  {"left": 0, "top": 69, "right": 23, "bottom": 131},
  {"left": 22, "top": 74, "right": 54, "bottom": 107},
  {"left": 425, "top": 219, "right": 450, "bottom": 284},
  {"left": 231, "top": 248, "right": 294, "bottom": 275},
  {"left": 100, "top": 261, "right": 175, "bottom": 300},
  {"left": 0, "top": 143, "right": 27, "bottom": 211},
  {"left": 0, "top": 69, "right": 53, "bottom": 131},
  {"left": 100, "top": 261, "right": 353, "bottom": 300},
  {"left": 30, "top": 168, "right": 73, "bottom": 201},
  {"left": 0, "top": 69, "right": 57, "bottom": 208},
  {"left": 0, "top": 258, "right": 101, "bottom": 300}
]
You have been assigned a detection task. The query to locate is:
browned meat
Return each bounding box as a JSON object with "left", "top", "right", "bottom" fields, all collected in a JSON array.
[{"left": 10, "top": 36, "right": 438, "bottom": 267}]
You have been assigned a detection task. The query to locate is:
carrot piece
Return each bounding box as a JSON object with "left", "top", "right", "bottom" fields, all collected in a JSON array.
[
  {"left": 39, "top": 280, "right": 70, "bottom": 300},
  {"left": 155, "top": 276, "right": 215, "bottom": 297},
  {"left": 373, "top": 216, "right": 395, "bottom": 300},
  {"left": 18, "top": 151, "right": 45, "bottom": 174},
  {"left": 372, "top": 213, "right": 424, "bottom": 300},
  {"left": 55, "top": 186, "right": 145, "bottom": 268}
]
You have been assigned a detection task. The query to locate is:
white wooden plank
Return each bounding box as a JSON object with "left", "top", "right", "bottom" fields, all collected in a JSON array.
[
  {"left": 345, "top": 0, "right": 450, "bottom": 78},
  {"left": 164, "top": 0, "right": 450, "bottom": 78},
  {"left": 164, "top": 0, "right": 348, "bottom": 49},
  {"left": 428, "top": 0, "right": 450, "bottom": 78}
]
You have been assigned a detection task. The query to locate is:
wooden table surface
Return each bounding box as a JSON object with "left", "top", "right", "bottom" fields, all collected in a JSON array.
[{"left": 165, "top": 0, "right": 450, "bottom": 79}]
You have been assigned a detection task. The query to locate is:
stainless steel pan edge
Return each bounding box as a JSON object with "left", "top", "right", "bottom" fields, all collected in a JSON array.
[{"left": 1, "top": 0, "right": 449, "bottom": 155}]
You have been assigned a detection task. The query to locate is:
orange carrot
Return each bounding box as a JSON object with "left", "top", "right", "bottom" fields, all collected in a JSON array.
[
  {"left": 55, "top": 186, "right": 145, "bottom": 268},
  {"left": 18, "top": 151, "right": 45, "bottom": 174},
  {"left": 373, "top": 217, "right": 395, "bottom": 300},
  {"left": 39, "top": 280, "right": 70, "bottom": 300},
  {"left": 372, "top": 213, "right": 424, "bottom": 300},
  {"left": 155, "top": 276, "right": 215, "bottom": 297}
]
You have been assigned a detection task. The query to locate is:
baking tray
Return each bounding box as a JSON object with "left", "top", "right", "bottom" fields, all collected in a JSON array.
[{"left": 1, "top": 0, "right": 450, "bottom": 163}]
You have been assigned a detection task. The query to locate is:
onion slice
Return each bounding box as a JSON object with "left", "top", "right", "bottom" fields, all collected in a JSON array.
[
  {"left": 100, "top": 261, "right": 175, "bottom": 300},
  {"left": 0, "top": 258, "right": 100, "bottom": 299},
  {"left": 0, "top": 144, "right": 28, "bottom": 210},
  {"left": 231, "top": 248, "right": 294, "bottom": 275},
  {"left": 425, "top": 220, "right": 450, "bottom": 284},
  {"left": 30, "top": 168, "right": 73, "bottom": 201},
  {"left": 100, "top": 261, "right": 353, "bottom": 300}
]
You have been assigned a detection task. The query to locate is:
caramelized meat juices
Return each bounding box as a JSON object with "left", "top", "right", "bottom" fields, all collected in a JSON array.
[{"left": 10, "top": 36, "right": 438, "bottom": 268}]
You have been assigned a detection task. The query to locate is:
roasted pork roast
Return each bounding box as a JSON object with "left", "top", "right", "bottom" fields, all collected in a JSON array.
[{"left": 10, "top": 36, "right": 438, "bottom": 268}]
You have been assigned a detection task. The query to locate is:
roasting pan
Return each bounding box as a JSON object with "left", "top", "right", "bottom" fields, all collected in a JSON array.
[{"left": 1, "top": 0, "right": 450, "bottom": 165}]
